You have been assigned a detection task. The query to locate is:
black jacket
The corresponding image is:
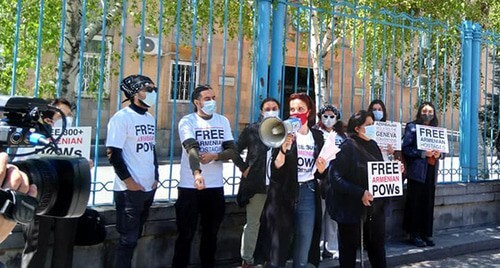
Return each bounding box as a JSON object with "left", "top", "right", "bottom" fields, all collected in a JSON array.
[
  {"left": 234, "top": 121, "right": 270, "bottom": 207},
  {"left": 329, "top": 135, "right": 385, "bottom": 224},
  {"left": 255, "top": 128, "right": 325, "bottom": 267}
]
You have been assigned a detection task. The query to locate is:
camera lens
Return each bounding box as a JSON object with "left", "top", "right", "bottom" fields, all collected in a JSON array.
[{"left": 13, "top": 156, "right": 91, "bottom": 218}]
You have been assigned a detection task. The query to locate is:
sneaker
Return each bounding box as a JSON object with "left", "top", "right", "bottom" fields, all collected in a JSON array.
[
  {"left": 422, "top": 236, "right": 435, "bottom": 247},
  {"left": 409, "top": 235, "right": 426, "bottom": 247},
  {"left": 322, "top": 250, "right": 334, "bottom": 259}
]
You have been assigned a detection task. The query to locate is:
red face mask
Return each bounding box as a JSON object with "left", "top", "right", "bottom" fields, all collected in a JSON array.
[{"left": 290, "top": 112, "right": 308, "bottom": 126}]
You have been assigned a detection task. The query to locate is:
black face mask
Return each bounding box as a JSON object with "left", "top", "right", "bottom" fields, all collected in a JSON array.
[{"left": 422, "top": 114, "right": 434, "bottom": 122}]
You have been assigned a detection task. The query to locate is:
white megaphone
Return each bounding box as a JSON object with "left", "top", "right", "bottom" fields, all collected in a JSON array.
[{"left": 258, "top": 117, "right": 302, "bottom": 148}]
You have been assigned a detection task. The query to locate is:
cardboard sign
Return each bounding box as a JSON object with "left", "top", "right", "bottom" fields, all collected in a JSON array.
[
  {"left": 38, "top": 127, "right": 92, "bottom": 159},
  {"left": 367, "top": 161, "right": 403, "bottom": 198},
  {"left": 416, "top": 125, "right": 449, "bottom": 153},
  {"left": 374, "top": 121, "right": 402, "bottom": 150}
]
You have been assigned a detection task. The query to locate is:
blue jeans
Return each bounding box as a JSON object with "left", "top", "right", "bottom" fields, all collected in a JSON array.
[{"left": 293, "top": 180, "right": 316, "bottom": 268}]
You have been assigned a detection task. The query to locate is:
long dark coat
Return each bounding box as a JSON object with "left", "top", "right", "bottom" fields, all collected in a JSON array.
[{"left": 255, "top": 128, "right": 325, "bottom": 267}]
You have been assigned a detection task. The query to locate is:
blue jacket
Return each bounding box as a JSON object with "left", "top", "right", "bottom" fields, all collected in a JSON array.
[{"left": 402, "top": 122, "right": 441, "bottom": 184}]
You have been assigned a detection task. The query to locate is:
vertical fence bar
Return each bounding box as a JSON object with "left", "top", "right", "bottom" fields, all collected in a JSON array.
[
  {"left": 116, "top": 0, "right": 128, "bottom": 108},
  {"left": 255, "top": 0, "right": 271, "bottom": 121},
  {"left": 460, "top": 21, "right": 473, "bottom": 181},
  {"left": 205, "top": 0, "right": 213, "bottom": 84},
  {"left": 33, "top": 0, "right": 46, "bottom": 97},
  {"left": 10, "top": 0, "right": 23, "bottom": 95},
  {"left": 269, "top": 0, "right": 286, "bottom": 100},
  {"left": 469, "top": 23, "right": 482, "bottom": 180},
  {"left": 56, "top": 0, "right": 68, "bottom": 97}
]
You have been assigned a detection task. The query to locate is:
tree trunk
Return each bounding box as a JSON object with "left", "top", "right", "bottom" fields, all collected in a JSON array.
[{"left": 59, "top": 0, "right": 82, "bottom": 100}]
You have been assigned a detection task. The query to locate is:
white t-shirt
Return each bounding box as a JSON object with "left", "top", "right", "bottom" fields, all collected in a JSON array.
[
  {"left": 296, "top": 131, "right": 316, "bottom": 183},
  {"left": 178, "top": 113, "right": 234, "bottom": 188},
  {"left": 106, "top": 106, "right": 156, "bottom": 192}
]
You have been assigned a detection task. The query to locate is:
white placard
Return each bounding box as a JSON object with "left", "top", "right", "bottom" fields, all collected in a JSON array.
[
  {"left": 416, "top": 125, "right": 449, "bottom": 153},
  {"left": 374, "top": 121, "right": 402, "bottom": 150},
  {"left": 39, "top": 127, "right": 92, "bottom": 159},
  {"left": 367, "top": 161, "right": 403, "bottom": 198}
]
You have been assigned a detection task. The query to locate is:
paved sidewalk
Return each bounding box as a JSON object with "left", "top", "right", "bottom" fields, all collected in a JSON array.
[
  {"left": 321, "top": 225, "right": 500, "bottom": 267},
  {"left": 220, "top": 225, "right": 500, "bottom": 267}
]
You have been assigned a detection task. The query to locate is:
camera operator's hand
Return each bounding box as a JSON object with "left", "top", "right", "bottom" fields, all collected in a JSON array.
[
  {"left": 123, "top": 177, "right": 145, "bottom": 191},
  {"left": 0, "top": 152, "right": 37, "bottom": 243}
]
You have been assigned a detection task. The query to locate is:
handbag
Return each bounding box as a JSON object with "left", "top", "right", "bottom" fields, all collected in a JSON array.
[{"left": 74, "top": 208, "right": 106, "bottom": 246}]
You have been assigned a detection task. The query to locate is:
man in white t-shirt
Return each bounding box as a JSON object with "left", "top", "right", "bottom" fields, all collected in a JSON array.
[
  {"left": 172, "top": 84, "right": 237, "bottom": 268},
  {"left": 106, "top": 74, "right": 159, "bottom": 268}
]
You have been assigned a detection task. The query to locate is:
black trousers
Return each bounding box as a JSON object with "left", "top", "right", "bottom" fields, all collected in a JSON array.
[
  {"left": 22, "top": 216, "right": 78, "bottom": 268},
  {"left": 404, "top": 166, "right": 436, "bottom": 238},
  {"left": 172, "top": 187, "right": 225, "bottom": 268},
  {"left": 337, "top": 209, "right": 387, "bottom": 268},
  {"left": 114, "top": 190, "right": 156, "bottom": 268}
]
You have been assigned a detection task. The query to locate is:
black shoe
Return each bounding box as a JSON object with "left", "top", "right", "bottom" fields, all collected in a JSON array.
[
  {"left": 409, "top": 235, "right": 426, "bottom": 247},
  {"left": 422, "top": 236, "right": 435, "bottom": 247},
  {"left": 322, "top": 250, "right": 334, "bottom": 259}
]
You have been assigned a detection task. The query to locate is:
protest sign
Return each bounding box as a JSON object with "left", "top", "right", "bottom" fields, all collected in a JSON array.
[
  {"left": 367, "top": 161, "right": 403, "bottom": 198},
  {"left": 373, "top": 121, "right": 401, "bottom": 150},
  {"left": 39, "top": 127, "right": 92, "bottom": 159},
  {"left": 416, "top": 125, "right": 449, "bottom": 153}
]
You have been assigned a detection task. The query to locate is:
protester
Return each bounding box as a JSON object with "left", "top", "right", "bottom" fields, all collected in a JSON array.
[
  {"left": 22, "top": 98, "right": 80, "bottom": 268},
  {"left": 234, "top": 98, "right": 280, "bottom": 268},
  {"left": 0, "top": 152, "right": 36, "bottom": 244},
  {"left": 106, "top": 74, "right": 159, "bottom": 267},
  {"left": 329, "top": 110, "right": 387, "bottom": 268},
  {"left": 402, "top": 101, "right": 442, "bottom": 247},
  {"left": 313, "top": 104, "right": 346, "bottom": 260},
  {"left": 173, "top": 84, "right": 238, "bottom": 268},
  {"left": 256, "top": 92, "right": 327, "bottom": 268},
  {"left": 368, "top": 99, "right": 394, "bottom": 161}
]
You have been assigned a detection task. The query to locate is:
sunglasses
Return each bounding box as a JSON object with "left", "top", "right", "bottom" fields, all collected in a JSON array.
[{"left": 322, "top": 115, "right": 336, "bottom": 119}]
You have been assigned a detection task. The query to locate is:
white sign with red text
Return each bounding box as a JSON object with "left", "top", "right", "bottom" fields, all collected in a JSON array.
[
  {"left": 367, "top": 161, "right": 403, "bottom": 198},
  {"left": 416, "top": 125, "right": 449, "bottom": 153},
  {"left": 41, "top": 127, "right": 92, "bottom": 159}
]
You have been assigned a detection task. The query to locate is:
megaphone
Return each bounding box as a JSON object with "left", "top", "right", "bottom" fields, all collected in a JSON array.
[{"left": 258, "top": 117, "right": 302, "bottom": 148}]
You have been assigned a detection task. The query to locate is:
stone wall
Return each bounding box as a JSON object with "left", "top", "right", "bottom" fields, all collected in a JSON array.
[{"left": 0, "top": 181, "right": 498, "bottom": 267}]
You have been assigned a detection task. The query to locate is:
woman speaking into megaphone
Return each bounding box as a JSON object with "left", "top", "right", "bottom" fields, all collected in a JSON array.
[{"left": 255, "top": 93, "right": 327, "bottom": 268}]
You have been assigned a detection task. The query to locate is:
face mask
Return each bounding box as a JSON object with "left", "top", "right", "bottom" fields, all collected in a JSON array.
[
  {"left": 363, "top": 125, "right": 377, "bottom": 140},
  {"left": 201, "top": 100, "right": 217, "bottom": 115},
  {"left": 373, "top": 110, "right": 384, "bottom": 121},
  {"left": 263, "top": 110, "right": 279, "bottom": 119},
  {"left": 321, "top": 117, "right": 337, "bottom": 128},
  {"left": 54, "top": 116, "right": 73, "bottom": 128},
  {"left": 290, "top": 112, "right": 308, "bottom": 126},
  {"left": 141, "top": 91, "right": 157, "bottom": 107},
  {"left": 422, "top": 114, "right": 434, "bottom": 122}
]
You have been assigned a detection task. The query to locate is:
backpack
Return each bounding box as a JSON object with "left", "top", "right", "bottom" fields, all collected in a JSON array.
[{"left": 74, "top": 208, "right": 106, "bottom": 246}]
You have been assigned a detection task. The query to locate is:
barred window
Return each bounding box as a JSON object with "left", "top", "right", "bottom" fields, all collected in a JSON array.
[{"left": 169, "top": 61, "right": 199, "bottom": 102}]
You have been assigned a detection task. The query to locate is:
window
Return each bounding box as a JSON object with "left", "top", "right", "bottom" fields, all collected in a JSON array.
[
  {"left": 169, "top": 61, "right": 199, "bottom": 101},
  {"left": 77, "top": 36, "right": 112, "bottom": 97}
]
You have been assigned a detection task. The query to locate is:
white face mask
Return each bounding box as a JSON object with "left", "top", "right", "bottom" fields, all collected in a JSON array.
[
  {"left": 141, "top": 91, "right": 157, "bottom": 107},
  {"left": 321, "top": 117, "right": 337, "bottom": 128},
  {"left": 364, "top": 125, "right": 377, "bottom": 140},
  {"left": 54, "top": 116, "right": 73, "bottom": 128},
  {"left": 373, "top": 110, "right": 384, "bottom": 121},
  {"left": 263, "top": 110, "right": 279, "bottom": 119},
  {"left": 201, "top": 100, "right": 217, "bottom": 115}
]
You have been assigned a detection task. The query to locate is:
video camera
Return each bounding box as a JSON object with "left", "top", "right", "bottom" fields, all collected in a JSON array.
[{"left": 0, "top": 96, "right": 90, "bottom": 224}]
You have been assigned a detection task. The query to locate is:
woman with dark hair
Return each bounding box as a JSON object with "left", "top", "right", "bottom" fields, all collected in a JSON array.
[
  {"left": 313, "top": 104, "right": 346, "bottom": 260},
  {"left": 402, "top": 101, "right": 442, "bottom": 247},
  {"left": 234, "top": 97, "right": 280, "bottom": 268},
  {"left": 256, "top": 93, "right": 327, "bottom": 268},
  {"left": 329, "top": 110, "right": 387, "bottom": 268},
  {"left": 368, "top": 99, "right": 395, "bottom": 161}
]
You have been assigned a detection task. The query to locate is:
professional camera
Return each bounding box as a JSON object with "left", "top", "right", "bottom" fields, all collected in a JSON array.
[{"left": 0, "top": 96, "right": 90, "bottom": 224}]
